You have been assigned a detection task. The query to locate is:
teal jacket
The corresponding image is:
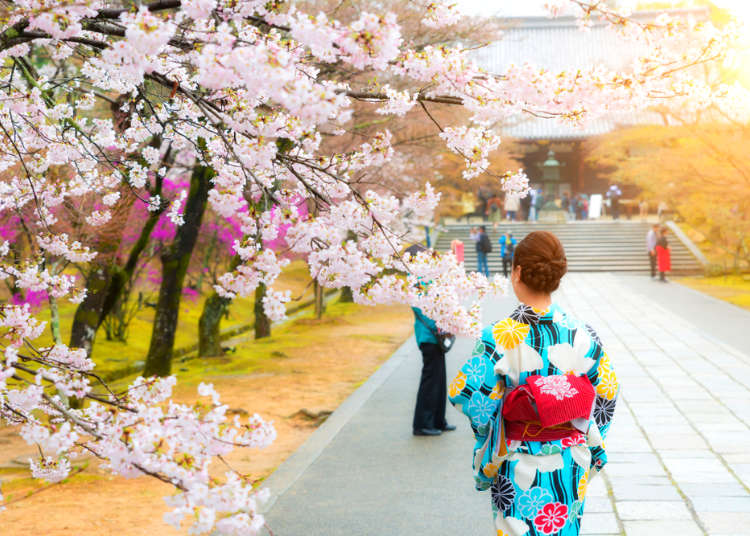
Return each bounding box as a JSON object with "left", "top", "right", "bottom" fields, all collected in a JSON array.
[{"left": 412, "top": 307, "right": 439, "bottom": 346}]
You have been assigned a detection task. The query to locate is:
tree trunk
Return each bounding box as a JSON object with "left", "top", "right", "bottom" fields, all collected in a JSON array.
[
  {"left": 338, "top": 231, "right": 356, "bottom": 303},
  {"left": 313, "top": 280, "right": 325, "bottom": 319},
  {"left": 69, "top": 266, "right": 112, "bottom": 357},
  {"left": 143, "top": 165, "right": 213, "bottom": 377},
  {"left": 48, "top": 294, "right": 63, "bottom": 345},
  {"left": 254, "top": 282, "right": 271, "bottom": 339},
  {"left": 195, "top": 231, "right": 217, "bottom": 294},
  {"left": 338, "top": 286, "right": 354, "bottom": 303},
  {"left": 198, "top": 292, "right": 231, "bottom": 357},
  {"left": 68, "top": 178, "right": 165, "bottom": 357},
  {"left": 197, "top": 254, "right": 240, "bottom": 357}
]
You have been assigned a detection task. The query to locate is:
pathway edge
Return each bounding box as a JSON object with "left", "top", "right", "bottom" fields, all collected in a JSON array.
[{"left": 260, "top": 335, "right": 416, "bottom": 514}]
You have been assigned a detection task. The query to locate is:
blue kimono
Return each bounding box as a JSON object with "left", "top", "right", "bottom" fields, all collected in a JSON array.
[{"left": 449, "top": 303, "right": 618, "bottom": 536}]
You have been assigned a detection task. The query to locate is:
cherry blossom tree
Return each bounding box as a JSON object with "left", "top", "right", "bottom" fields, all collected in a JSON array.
[{"left": 0, "top": 0, "right": 741, "bottom": 533}]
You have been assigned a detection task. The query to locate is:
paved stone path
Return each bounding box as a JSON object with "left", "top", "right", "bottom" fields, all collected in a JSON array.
[{"left": 263, "top": 274, "right": 750, "bottom": 535}]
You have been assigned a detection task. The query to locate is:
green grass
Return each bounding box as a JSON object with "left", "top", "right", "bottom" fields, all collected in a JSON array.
[
  {"left": 34, "top": 292, "right": 257, "bottom": 377},
  {"left": 678, "top": 274, "right": 750, "bottom": 311},
  {"left": 29, "top": 260, "right": 316, "bottom": 379},
  {"left": 170, "top": 301, "right": 363, "bottom": 386}
]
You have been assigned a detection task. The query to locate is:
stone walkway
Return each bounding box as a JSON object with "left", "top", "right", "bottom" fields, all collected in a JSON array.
[{"left": 263, "top": 274, "right": 750, "bottom": 535}]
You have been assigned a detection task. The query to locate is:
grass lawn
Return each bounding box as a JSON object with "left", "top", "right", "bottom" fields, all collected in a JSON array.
[
  {"left": 677, "top": 274, "right": 750, "bottom": 311},
  {"left": 31, "top": 260, "right": 315, "bottom": 378}
]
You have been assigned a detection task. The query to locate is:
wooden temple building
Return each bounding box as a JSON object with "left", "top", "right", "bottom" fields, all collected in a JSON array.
[{"left": 472, "top": 8, "right": 708, "bottom": 200}]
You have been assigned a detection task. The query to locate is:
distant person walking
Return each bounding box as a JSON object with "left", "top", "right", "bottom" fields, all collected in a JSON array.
[
  {"left": 581, "top": 194, "right": 589, "bottom": 220},
  {"left": 504, "top": 193, "right": 520, "bottom": 222},
  {"left": 639, "top": 199, "right": 649, "bottom": 220},
  {"left": 469, "top": 227, "right": 479, "bottom": 244},
  {"left": 656, "top": 228, "right": 671, "bottom": 282},
  {"left": 476, "top": 226, "right": 491, "bottom": 277},
  {"left": 411, "top": 305, "right": 455, "bottom": 436},
  {"left": 657, "top": 200, "right": 668, "bottom": 221},
  {"left": 499, "top": 231, "right": 517, "bottom": 277},
  {"left": 533, "top": 188, "right": 544, "bottom": 221},
  {"left": 607, "top": 185, "right": 622, "bottom": 220},
  {"left": 527, "top": 189, "right": 539, "bottom": 221},
  {"left": 568, "top": 194, "right": 578, "bottom": 220},
  {"left": 646, "top": 224, "right": 659, "bottom": 278},
  {"left": 518, "top": 192, "right": 533, "bottom": 221}
]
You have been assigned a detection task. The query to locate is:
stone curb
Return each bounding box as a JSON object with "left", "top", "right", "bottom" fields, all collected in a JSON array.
[
  {"left": 665, "top": 220, "right": 709, "bottom": 268},
  {"left": 260, "top": 335, "right": 416, "bottom": 514}
]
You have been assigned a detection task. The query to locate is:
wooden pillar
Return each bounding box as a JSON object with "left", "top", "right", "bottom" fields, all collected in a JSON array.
[{"left": 575, "top": 141, "right": 585, "bottom": 192}]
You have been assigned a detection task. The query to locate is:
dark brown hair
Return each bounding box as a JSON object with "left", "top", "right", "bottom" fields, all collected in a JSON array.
[{"left": 512, "top": 231, "right": 567, "bottom": 293}]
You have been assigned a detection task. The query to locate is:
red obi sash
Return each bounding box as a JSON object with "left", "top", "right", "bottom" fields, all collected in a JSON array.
[{"left": 502, "top": 374, "right": 595, "bottom": 442}]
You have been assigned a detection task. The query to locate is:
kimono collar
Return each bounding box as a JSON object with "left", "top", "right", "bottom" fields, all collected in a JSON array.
[{"left": 510, "top": 302, "right": 561, "bottom": 325}]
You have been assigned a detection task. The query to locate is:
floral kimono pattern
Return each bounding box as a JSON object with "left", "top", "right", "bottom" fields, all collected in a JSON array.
[{"left": 449, "top": 303, "right": 619, "bottom": 536}]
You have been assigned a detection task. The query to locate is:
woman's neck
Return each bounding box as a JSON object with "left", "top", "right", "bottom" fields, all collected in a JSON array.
[{"left": 520, "top": 293, "right": 552, "bottom": 312}]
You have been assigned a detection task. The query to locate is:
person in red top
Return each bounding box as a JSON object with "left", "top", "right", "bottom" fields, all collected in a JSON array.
[{"left": 655, "top": 228, "right": 671, "bottom": 282}]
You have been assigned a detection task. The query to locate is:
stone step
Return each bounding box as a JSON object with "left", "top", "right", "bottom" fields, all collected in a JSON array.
[{"left": 435, "top": 222, "right": 704, "bottom": 274}]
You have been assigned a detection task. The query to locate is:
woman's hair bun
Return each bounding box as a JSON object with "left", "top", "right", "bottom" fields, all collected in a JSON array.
[{"left": 512, "top": 231, "right": 567, "bottom": 294}]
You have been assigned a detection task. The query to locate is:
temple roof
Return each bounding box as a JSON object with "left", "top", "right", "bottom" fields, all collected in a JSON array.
[{"left": 473, "top": 8, "right": 709, "bottom": 141}]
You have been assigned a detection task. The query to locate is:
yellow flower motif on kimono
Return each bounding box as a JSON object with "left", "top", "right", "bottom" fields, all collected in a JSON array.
[
  {"left": 493, "top": 318, "right": 530, "bottom": 350},
  {"left": 497, "top": 531, "right": 511, "bottom": 536},
  {"left": 578, "top": 469, "right": 589, "bottom": 500},
  {"left": 597, "top": 353, "right": 612, "bottom": 377},
  {"left": 483, "top": 462, "right": 500, "bottom": 478},
  {"left": 449, "top": 371, "right": 467, "bottom": 398},
  {"left": 596, "top": 369, "right": 618, "bottom": 400},
  {"left": 489, "top": 382, "right": 505, "bottom": 400}
]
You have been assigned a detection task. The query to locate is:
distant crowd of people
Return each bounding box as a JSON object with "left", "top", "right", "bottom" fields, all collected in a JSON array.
[
  {"left": 475, "top": 184, "right": 635, "bottom": 223},
  {"left": 477, "top": 186, "right": 544, "bottom": 223}
]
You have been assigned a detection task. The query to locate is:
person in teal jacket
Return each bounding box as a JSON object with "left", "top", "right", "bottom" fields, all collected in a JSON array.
[{"left": 412, "top": 306, "right": 456, "bottom": 436}]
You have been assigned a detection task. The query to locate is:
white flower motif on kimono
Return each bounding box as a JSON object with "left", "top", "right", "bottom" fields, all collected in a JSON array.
[
  {"left": 573, "top": 328, "right": 594, "bottom": 358},
  {"left": 509, "top": 452, "right": 564, "bottom": 491},
  {"left": 553, "top": 310, "right": 580, "bottom": 330},
  {"left": 495, "top": 512, "right": 530, "bottom": 536},
  {"left": 570, "top": 445, "right": 592, "bottom": 471},
  {"left": 546, "top": 336, "right": 595, "bottom": 376},
  {"left": 534, "top": 375, "right": 578, "bottom": 401},
  {"left": 467, "top": 391, "right": 496, "bottom": 427},
  {"left": 494, "top": 343, "right": 543, "bottom": 386}
]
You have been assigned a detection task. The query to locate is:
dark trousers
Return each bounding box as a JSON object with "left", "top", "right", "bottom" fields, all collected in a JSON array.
[
  {"left": 413, "top": 343, "right": 447, "bottom": 431},
  {"left": 649, "top": 252, "right": 657, "bottom": 277},
  {"left": 502, "top": 257, "right": 511, "bottom": 277}
]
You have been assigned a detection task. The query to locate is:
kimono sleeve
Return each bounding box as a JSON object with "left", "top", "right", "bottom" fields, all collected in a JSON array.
[
  {"left": 448, "top": 327, "right": 505, "bottom": 489},
  {"left": 582, "top": 325, "right": 619, "bottom": 474}
]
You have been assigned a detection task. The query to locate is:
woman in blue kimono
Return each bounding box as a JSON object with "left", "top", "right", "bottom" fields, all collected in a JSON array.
[{"left": 449, "top": 231, "right": 618, "bottom": 536}]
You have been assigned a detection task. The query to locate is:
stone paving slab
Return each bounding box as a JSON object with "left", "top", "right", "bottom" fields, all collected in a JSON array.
[{"left": 263, "top": 274, "right": 750, "bottom": 535}]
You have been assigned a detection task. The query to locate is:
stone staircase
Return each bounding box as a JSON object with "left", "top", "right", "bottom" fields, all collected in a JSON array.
[{"left": 433, "top": 221, "right": 705, "bottom": 274}]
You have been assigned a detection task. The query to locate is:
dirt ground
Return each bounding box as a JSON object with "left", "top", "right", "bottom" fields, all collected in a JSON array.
[{"left": 0, "top": 303, "right": 413, "bottom": 535}]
